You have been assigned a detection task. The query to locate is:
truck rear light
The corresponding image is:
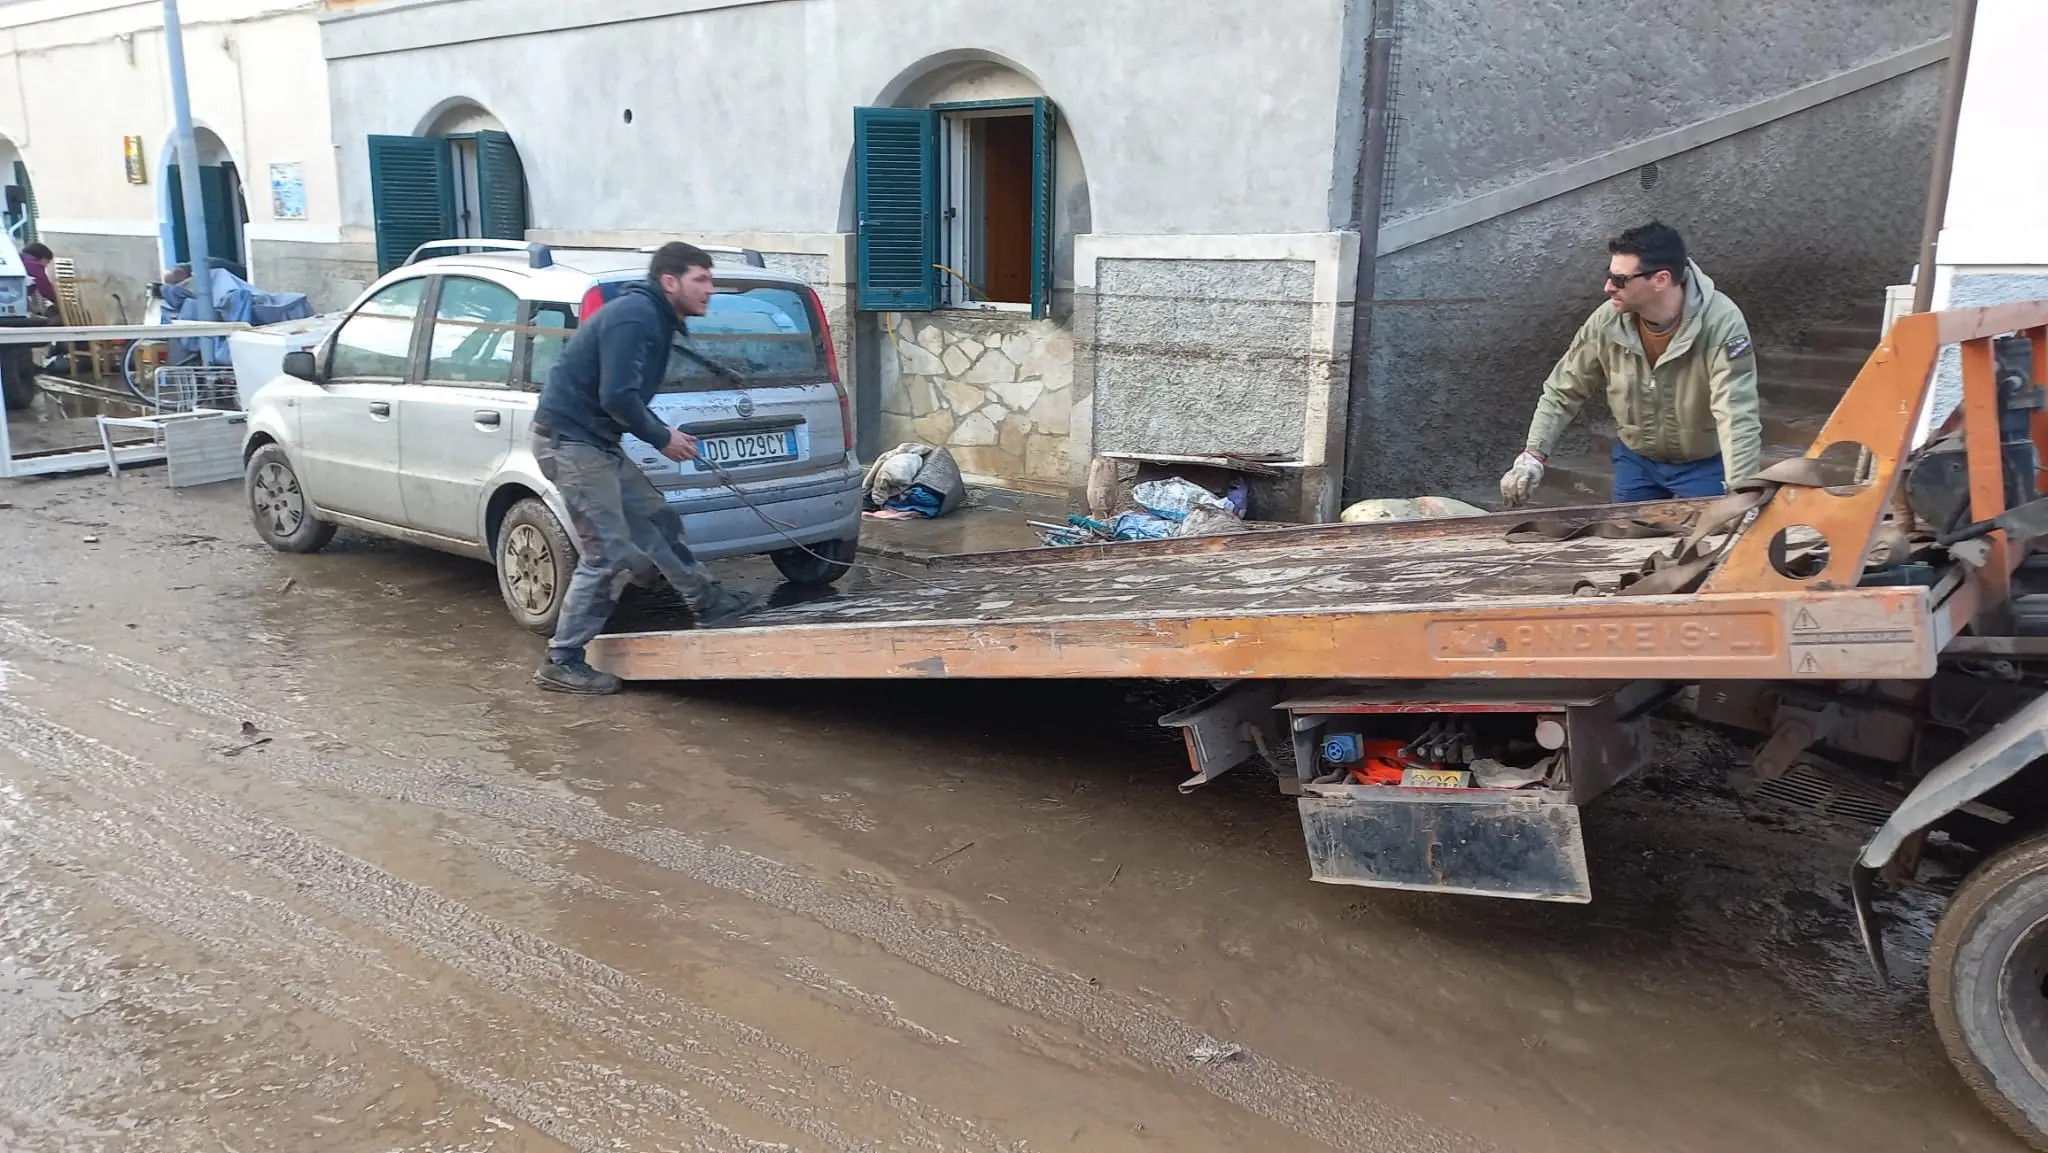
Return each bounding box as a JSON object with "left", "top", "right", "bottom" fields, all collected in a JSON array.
[
  {"left": 579, "top": 285, "right": 606, "bottom": 320},
  {"left": 809, "top": 287, "right": 854, "bottom": 455}
]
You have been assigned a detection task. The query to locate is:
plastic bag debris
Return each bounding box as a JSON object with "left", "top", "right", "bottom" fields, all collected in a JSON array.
[{"left": 1132, "top": 478, "right": 1234, "bottom": 522}]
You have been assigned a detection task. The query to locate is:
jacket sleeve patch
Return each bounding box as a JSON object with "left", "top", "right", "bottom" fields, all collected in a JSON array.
[{"left": 1725, "top": 334, "right": 1753, "bottom": 360}]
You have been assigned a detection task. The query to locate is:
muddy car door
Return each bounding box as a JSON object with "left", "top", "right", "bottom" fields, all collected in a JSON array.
[
  {"left": 397, "top": 275, "right": 520, "bottom": 544},
  {"left": 296, "top": 277, "right": 422, "bottom": 524}
]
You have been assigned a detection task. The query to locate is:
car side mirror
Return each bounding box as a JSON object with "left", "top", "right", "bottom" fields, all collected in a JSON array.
[{"left": 282, "top": 349, "right": 320, "bottom": 382}]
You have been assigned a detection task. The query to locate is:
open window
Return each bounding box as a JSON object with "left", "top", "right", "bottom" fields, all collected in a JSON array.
[
  {"left": 853, "top": 98, "right": 1057, "bottom": 318},
  {"left": 327, "top": 277, "right": 425, "bottom": 380},
  {"left": 368, "top": 130, "right": 528, "bottom": 274},
  {"left": 423, "top": 275, "right": 519, "bottom": 386}
]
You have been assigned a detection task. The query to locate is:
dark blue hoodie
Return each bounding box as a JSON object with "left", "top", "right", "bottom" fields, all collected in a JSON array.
[{"left": 534, "top": 280, "right": 679, "bottom": 451}]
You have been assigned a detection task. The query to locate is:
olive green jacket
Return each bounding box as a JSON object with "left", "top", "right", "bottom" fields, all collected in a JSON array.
[{"left": 1524, "top": 260, "right": 1762, "bottom": 484}]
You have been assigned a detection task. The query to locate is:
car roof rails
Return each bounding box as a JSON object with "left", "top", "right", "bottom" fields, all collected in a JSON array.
[
  {"left": 635, "top": 243, "right": 768, "bottom": 268},
  {"left": 405, "top": 239, "right": 554, "bottom": 269}
]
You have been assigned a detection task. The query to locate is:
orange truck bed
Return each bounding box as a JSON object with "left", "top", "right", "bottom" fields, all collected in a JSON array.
[{"left": 587, "top": 503, "right": 1957, "bottom": 683}]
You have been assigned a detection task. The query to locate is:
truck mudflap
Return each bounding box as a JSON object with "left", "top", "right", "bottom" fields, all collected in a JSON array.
[
  {"left": 1298, "top": 785, "right": 1592, "bottom": 902},
  {"left": 1853, "top": 690, "right": 2048, "bottom": 981}
]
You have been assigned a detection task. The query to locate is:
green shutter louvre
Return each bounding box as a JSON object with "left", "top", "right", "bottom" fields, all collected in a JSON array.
[
  {"left": 473, "top": 130, "right": 528, "bottom": 241},
  {"left": 368, "top": 135, "right": 456, "bottom": 274},
  {"left": 166, "top": 162, "right": 187, "bottom": 264},
  {"left": 854, "top": 106, "right": 939, "bottom": 312},
  {"left": 1029, "top": 97, "right": 1058, "bottom": 320},
  {"left": 202, "top": 164, "right": 236, "bottom": 264}
]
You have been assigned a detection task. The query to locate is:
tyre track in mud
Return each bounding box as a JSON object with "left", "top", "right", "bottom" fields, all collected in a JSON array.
[
  {"left": 0, "top": 767, "right": 743, "bottom": 1152},
  {"left": 0, "top": 616, "right": 1497, "bottom": 1153},
  {"left": 0, "top": 692, "right": 1020, "bottom": 1153}
]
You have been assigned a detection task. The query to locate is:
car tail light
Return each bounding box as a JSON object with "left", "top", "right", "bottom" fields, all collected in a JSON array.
[
  {"left": 809, "top": 287, "right": 854, "bottom": 454},
  {"left": 579, "top": 284, "right": 607, "bottom": 320}
]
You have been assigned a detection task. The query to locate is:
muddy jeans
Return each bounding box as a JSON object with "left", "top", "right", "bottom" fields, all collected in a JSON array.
[{"left": 534, "top": 432, "right": 723, "bottom": 665}]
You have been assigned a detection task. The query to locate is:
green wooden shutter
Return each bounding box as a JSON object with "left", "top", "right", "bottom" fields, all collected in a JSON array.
[
  {"left": 10, "top": 161, "right": 36, "bottom": 244},
  {"left": 166, "top": 162, "right": 189, "bottom": 263},
  {"left": 473, "top": 130, "right": 528, "bottom": 240},
  {"left": 167, "top": 164, "right": 238, "bottom": 266},
  {"left": 202, "top": 164, "right": 236, "bottom": 264},
  {"left": 1029, "top": 98, "right": 1057, "bottom": 320},
  {"left": 368, "top": 134, "right": 456, "bottom": 274},
  {"left": 854, "top": 106, "right": 939, "bottom": 312}
]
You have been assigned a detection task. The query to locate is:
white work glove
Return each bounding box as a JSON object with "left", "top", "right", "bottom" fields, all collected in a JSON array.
[{"left": 1499, "top": 451, "right": 1546, "bottom": 507}]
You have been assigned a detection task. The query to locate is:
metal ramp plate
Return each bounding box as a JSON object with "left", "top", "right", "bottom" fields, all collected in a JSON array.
[{"left": 1297, "top": 787, "right": 1592, "bottom": 902}]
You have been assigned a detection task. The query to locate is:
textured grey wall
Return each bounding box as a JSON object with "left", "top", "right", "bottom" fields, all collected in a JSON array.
[
  {"left": 1348, "top": 0, "right": 1947, "bottom": 506},
  {"left": 1388, "top": 0, "right": 1949, "bottom": 216},
  {"left": 1090, "top": 258, "right": 1320, "bottom": 456},
  {"left": 1352, "top": 68, "right": 1941, "bottom": 504},
  {"left": 248, "top": 240, "right": 379, "bottom": 313},
  {"left": 38, "top": 233, "right": 160, "bottom": 326}
]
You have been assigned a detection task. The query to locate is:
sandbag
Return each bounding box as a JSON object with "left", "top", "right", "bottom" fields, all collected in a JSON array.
[{"left": 1340, "top": 496, "right": 1488, "bottom": 524}]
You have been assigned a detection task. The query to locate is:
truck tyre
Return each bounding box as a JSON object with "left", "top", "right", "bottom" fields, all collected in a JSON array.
[
  {"left": 495, "top": 497, "right": 577, "bottom": 637},
  {"left": 245, "top": 444, "right": 337, "bottom": 554},
  {"left": 1931, "top": 830, "right": 2048, "bottom": 1151},
  {"left": 770, "top": 536, "right": 857, "bottom": 586}
]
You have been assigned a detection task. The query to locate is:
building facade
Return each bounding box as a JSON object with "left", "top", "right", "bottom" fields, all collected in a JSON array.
[
  {"left": 320, "top": 0, "right": 1364, "bottom": 513},
  {"left": 0, "top": 0, "right": 365, "bottom": 323},
  {"left": 2, "top": 0, "right": 1959, "bottom": 514}
]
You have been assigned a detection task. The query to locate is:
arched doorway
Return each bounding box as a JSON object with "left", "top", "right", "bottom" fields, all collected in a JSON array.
[
  {"left": 367, "top": 101, "right": 529, "bottom": 273},
  {"left": 844, "top": 53, "right": 1092, "bottom": 494},
  {"left": 160, "top": 127, "right": 248, "bottom": 275},
  {"left": 0, "top": 138, "right": 37, "bottom": 245}
]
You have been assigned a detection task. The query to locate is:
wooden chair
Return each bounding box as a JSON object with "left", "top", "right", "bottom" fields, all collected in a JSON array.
[{"left": 48, "top": 258, "right": 122, "bottom": 380}]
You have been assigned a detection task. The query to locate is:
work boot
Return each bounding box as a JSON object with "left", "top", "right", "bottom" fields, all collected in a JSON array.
[
  {"left": 693, "top": 586, "right": 762, "bottom": 629},
  {"left": 533, "top": 657, "right": 623, "bottom": 695}
]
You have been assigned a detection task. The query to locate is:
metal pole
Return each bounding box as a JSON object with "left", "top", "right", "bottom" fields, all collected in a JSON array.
[
  {"left": 1912, "top": 0, "right": 1980, "bottom": 314},
  {"left": 1339, "top": 0, "right": 1399, "bottom": 503},
  {"left": 162, "top": 0, "right": 214, "bottom": 327}
]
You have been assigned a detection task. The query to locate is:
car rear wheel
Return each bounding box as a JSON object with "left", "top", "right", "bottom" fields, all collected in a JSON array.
[
  {"left": 496, "top": 497, "right": 577, "bottom": 636},
  {"left": 245, "top": 444, "right": 336, "bottom": 554},
  {"left": 770, "top": 536, "right": 857, "bottom": 586},
  {"left": 1931, "top": 829, "right": 2048, "bottom": 1151}
]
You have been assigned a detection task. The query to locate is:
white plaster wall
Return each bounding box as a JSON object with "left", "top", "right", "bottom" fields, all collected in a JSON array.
[
  {"left": 0, "top": 1, "right": 343, "bottom": 244},
  {"left": 321, "top": 0, "right": 1352, "bottom": 240}
]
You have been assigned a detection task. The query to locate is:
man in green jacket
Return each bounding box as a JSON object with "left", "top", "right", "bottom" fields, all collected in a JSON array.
[{"left": 1499, "top": 222, "right": 1761, "bottom": 506}]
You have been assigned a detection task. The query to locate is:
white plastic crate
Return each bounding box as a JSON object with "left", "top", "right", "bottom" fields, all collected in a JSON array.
[{"left": 153, "top": 365, "right": 239, "bottom": 415}]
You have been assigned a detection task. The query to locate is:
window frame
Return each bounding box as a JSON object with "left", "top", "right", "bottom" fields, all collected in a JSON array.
[
  {"left": 417, "top": 272, "right": 525, "bottom": 391},
  {"left": 931, "top": 99, "right": 1042, "bottom": 314},
  {"left": 520, "top": 299, "right": 577, "bottom": 392},
  {"left": 324, "top": 274, "right": 431, "bottom": 383},
  {"left": 852, "top": 96, "right": 1057, "bottom": 320}
]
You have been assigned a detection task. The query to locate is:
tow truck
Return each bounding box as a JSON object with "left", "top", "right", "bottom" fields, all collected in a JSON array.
[{"left": 591, "top": 301, "right": 2048, "bottom": 1147}]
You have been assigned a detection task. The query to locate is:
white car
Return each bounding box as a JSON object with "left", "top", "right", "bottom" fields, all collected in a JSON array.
[{"left": 238, "top": 241, "right": 862, "bottom": 634}]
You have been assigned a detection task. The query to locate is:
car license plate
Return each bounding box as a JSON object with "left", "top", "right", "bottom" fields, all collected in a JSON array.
[
  {"left": 1401, "top": 767, "right": 1472, "bottom": 789},
  {"left": 694, "top": 429, "right": 798, "bottom": 471}
]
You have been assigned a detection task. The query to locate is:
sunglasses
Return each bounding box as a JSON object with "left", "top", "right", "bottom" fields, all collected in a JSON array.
[{"left": 1606, "top": 269, "right": 1669, "bottom": 289}]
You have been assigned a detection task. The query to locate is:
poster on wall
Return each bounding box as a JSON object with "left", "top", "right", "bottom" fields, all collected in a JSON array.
[
  {"left": 122, "top": 136, "right": 146, "bottom": 184},
  {"left": 268, "top": 162, "right": 306, "bottom": 221}
]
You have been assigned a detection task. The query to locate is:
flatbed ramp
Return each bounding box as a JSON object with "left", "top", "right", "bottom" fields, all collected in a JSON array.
[{"left": 587, "top": 502, "right": 1942, "bottom": 683}]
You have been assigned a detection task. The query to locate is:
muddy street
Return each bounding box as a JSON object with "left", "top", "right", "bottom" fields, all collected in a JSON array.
[{"left": 0, "top": 470, "right": 2023, "bottom": 1152}]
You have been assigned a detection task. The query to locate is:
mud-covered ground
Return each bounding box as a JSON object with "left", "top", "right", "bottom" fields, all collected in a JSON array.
[{"left": 0, "top": 468, "right": 2025, "bottom": 1152}]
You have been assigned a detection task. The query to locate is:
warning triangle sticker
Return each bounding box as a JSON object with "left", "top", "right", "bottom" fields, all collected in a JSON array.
[
  {"left": 1797, "top": 652, "right": 1821, "bottom": 674},
  {"left": 1793, "top": 609, "right": 1820, "bottom": 631}
]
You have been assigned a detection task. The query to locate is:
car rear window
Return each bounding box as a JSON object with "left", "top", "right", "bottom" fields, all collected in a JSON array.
[{"left": 582, "top": 278, "right": 827, "bottom": 391}]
